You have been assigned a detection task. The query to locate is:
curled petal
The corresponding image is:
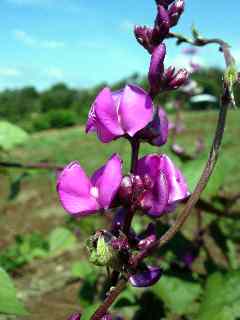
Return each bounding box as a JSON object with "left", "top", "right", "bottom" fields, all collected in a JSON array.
[
  {"left": 130, "top": 266, "right": 162, "bottom": 287},
  {"left": 143, "top": 171, "right": 169, "bottom": 217},
  {"left": 86, "top": 88, "right": 123, "bottom": 143},
  {"left": 149, "top": 107, "right": 169, "bottom": 146},
  {"left": 119, "top": 84, "right": 153, "bottom": 137},
  {"left": 94, "top": 87, "right": 124, "bottom": 136},
  {"left": 57, "top": 162, "right": 99, "bottom": 216},
  {"left": 91, "top": 154, "right": 122, "bottom": 209},
  {"left": 159, "top": 154, "right": 189, "bottom": 206}
]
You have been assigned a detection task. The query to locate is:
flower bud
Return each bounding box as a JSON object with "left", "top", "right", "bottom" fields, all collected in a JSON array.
[
  {"left": 154, "top": 5, "right": 170, "bottom": 38},
  {"left": 168, "top": 68, "right": 189, "bottom": 89},
  {"left": 133, "top": 175, "right": 144, "bottom": 195},
  {"left": 118, "top": 175, "right": 133, "bottom": 204},
  {"left": 148, "top": 43, "right": 166, "bottom": 96},
  {"left": 164, "top": 65, "right": 175, "bottom": 81},
  {"left": 134, "top": 25, "right": 153, "bottom": 53},
  {"left": 129, "top": 266, "right": 162, "bottom": 287},
  {"left": 168, "top": 0, "right": 185, "bottom": 27},
  {"left": 138, "top": 235, "right": 156, "bottom": 250}
]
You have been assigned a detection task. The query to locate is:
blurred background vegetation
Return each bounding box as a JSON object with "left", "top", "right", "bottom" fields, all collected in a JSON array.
[{"left": 1, "top": 67, "right": 239, "bottom": 133}]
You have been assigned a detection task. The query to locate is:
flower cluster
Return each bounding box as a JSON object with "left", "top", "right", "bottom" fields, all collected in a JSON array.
[{"left": 56, "top": 0, "right": 189, "bottom": 302}]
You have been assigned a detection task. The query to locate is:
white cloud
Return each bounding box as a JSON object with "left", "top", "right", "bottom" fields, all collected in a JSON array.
[
  {"left": 0, "top": 67, "right": 22, "bottom": 77},
  {"left": 45, "top": 67, "right": 64, "bottom": 79},
  {"left": 13, "top": 29, "right": 65, "bottom": 49}
]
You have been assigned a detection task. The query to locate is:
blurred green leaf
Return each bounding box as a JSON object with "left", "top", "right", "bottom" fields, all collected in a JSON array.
[
  {"left": 71, "top": 261, "right": 94, "bottom": 279},
  {"left": 226, "top": 240, "right": 239, "bottom": 270},
  {"left": 152, "top": 276, "right": 202, "bottom": 315},
  {"left": 198, "top": 271, "right": 240, "bottom": 320},
  {"left": 0, "top": 121, "right": 28, "bottom": 151},
  {"left": 48, "top": 227, "right": 77, "bottom": 254},
  {"left": 0, "top": 267, "right": 28, "bottom": 316}
]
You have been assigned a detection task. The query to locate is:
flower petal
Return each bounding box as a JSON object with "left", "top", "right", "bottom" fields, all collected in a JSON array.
[
  {"left": 91, "top": 154, "right": 122, "bottom": 209},
  {"left": 119, "top": 84, "right": 153, "bottom": 136},
  {"left": 129, "top": 266, "right": 162, "bottom": 287},
  {"left": 94, "top": 87, "right": 124, "bottom": 136},
  {"left": 143, "top": 171, "right": 169, "bottom": 217},
  {"left": 151, "top": 107, "right": 169, "bottom": 146},
  {"left": 57, "top": 161, "right": 99, "bottom": 215},
  {"left": 159, "top": 154, "right": 189, "bottom": 205}
]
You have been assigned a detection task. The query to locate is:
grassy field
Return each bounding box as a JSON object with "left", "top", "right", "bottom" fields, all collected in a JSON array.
[{"left": 0, "top": 109, "right": 240, "bottom": 319}]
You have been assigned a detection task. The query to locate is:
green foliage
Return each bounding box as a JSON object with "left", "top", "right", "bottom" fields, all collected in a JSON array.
[
  {"left": 0, "top": 121, "right": 28, "bottom": 150},
  {"left": 0, "top": 232, "right": 49, "bottom": 272},
  {"left": 182, "top": 157, "right": 225, "bottom": 198},
  {"left": 152, "top": 276, "right": 202, "bottom": 315},
  {"left": 0, "top": 267, "right": 28, "bottom": 316},
  {"left": 48, "top": 227, "right": 77, "bottom": 255},
  {"left": 197, "top": 272, "right": 240, "bottom": 320}
]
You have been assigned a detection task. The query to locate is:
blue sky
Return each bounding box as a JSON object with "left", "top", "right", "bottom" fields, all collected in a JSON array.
[{"left": 0, "top": 0, "right": 239, "bottom": 90}]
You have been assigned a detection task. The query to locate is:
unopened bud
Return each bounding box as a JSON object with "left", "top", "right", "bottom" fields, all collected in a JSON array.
[
  {"left": 148, "top": 43, "right": 166, "bottom": 96},
  {"left": 155, "top": 5, "right": 170, "bottom": 38},
  {"left": 168, "top": 68, "right": 189, "bottom": 89},
  {"left": 134, "top": 25, "right": 153, "bottom": 53},
  {"left": 168, "top": 0, "right": 185, "bottom": 27},
  {"left": 118, "top": 175, "right": 133, "bottom": 204},
  {"left": 133, "top": 175, "right": 144, "bottom": 195}
]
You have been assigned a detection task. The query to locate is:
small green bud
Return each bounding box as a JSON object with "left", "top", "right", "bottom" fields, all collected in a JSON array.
[{"left": 86, "top": 231, "right": 123, "bottom": 270}]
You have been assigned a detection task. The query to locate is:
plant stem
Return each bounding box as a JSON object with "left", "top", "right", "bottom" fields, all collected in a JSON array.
[
  {"left": 130, "top": 138, "right": 140, "bottom": 174},
  {"left": 0, "top": 161, "right": 64, "bottom": 171}
]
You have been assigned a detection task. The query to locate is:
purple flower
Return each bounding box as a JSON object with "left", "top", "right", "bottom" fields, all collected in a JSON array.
[
  {"left": 57, "top": 154, "right": 122, "bottom": 217},
  {"left": 86, "top": 84, "right": 153, "bottom": 143},
  {"left": 136, "top": 154, "right": 189, "bottom": 217},
  {"left": 130, "top": 266, "right": 162, "bottom": 287}
]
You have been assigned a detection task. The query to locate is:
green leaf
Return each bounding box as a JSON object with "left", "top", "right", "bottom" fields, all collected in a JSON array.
[
  {"left": 192, "top": 24, "right": 202, "bottom": 40},
  {"left": 0, "top": 267, "right": 28, "bottom": 316},
  {"left": 152, "top": 276, "right": 202, "bottom": 315},
  {"left": 48, "top": 227, "right": 76, "bottom": 254},
  {"left": 0, "top": 121, "right": 28, "bottom": 151},
  {"left": 198, "top": 271, "right": 240, "bottom": 320}
]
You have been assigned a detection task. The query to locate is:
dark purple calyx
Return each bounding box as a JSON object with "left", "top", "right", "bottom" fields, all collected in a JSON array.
[{"left": 129, "top": 265, "right": 162, "bottom": 287}]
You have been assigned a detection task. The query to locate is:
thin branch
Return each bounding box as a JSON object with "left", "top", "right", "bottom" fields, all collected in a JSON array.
[{"left": 0, "top": 161, "right": 64, "bottom": 171}]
